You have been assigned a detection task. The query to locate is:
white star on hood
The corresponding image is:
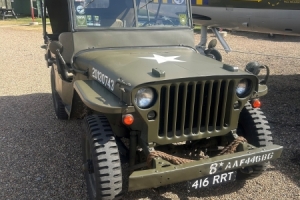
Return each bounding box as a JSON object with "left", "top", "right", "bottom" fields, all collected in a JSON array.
[{"left": 139, "top": 54, "right": 185, "bottom": 64}]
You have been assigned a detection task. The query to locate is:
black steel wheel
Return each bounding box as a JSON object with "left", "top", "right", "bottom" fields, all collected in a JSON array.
[
  {"left": 50, "top": 67, "right": 68, "bottom": 120},
  {"left": 82, "top": 115, "right": 123, "bottom": 200},
  {"left": 236, "top": 103, "right": 273, "bottom": 180},
  {"left": 205, "top": 49, "right": 222, "bottom": 62}
]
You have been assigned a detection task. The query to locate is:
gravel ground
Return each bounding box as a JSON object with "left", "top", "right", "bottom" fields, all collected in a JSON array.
[{"left": 0, "top": 26, "right": 299, "bottom": 200}]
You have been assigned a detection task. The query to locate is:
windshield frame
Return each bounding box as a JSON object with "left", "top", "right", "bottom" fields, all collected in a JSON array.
[{"left": 69, "top": 0, "right": 193, "bottom": 31}]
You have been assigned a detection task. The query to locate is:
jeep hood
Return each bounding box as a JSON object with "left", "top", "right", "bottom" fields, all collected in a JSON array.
[{"left": 74, "top": 47, "right": 249, "bottom": 89}]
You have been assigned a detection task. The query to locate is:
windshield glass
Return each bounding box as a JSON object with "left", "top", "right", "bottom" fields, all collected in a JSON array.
[{"left": 72, "top": 0, "right": 190, "bottom": 29}]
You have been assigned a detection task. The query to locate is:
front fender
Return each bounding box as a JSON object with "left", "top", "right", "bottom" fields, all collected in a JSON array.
[
  {"left": 73, "top": 80, "right": 135, "bottom": 114},
  {"left": 252, "top": 84, "right": 268, "bottom": 99}
]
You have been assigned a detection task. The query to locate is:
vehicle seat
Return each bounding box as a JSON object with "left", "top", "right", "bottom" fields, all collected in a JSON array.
[
  {"left": 112, "top": 19, "right": 124, "bottom": 27},
  {"left": 100, "top": 19, "right": 124, "bottom": 27}
]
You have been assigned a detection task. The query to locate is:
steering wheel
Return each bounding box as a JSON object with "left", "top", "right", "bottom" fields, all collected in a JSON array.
[
  {"left": 141, "top": 20, "right": 155, "bottom": 27},
  {"left": 141, "top": 18, "right": 175, "bottom": 27}
]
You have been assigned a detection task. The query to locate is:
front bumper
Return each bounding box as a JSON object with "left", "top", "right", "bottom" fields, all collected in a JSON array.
[{"left": 128, "top": 144, "right": 283, "bottom": 191}]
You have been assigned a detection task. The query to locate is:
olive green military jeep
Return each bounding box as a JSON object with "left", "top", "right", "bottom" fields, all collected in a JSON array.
[{"left": 41, "top": 0, "right": 283, "bottom": 199}]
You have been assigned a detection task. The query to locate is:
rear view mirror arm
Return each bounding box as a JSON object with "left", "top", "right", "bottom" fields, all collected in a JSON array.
[{"left": 55, "top": 50, "right": 88, "bottom": 76}]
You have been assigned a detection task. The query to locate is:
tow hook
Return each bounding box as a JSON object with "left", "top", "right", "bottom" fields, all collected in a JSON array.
[{"left": 240, "top": 166, "right": 254, "bottom": 174}]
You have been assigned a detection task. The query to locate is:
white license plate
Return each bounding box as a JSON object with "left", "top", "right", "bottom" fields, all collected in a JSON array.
[{"left": 187, "top": 171, "right": 237, "bottom": 190}]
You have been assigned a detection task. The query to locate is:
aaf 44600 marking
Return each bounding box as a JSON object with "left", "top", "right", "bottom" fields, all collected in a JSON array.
[{"left": 209, "top": 152, "right": 274, "bottom": 174}]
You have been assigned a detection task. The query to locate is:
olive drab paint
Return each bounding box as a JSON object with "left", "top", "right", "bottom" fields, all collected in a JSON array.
[{"left": 42, "top": 0, "right": 283, "bottom": 195}]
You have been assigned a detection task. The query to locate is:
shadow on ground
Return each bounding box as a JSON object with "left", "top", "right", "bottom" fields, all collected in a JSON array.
[
  {"left": 0, "top": 93, "right": 87, "bottom": 199},
  {"left": 260, "top": 74, "right": 300, "bottom": 186}
]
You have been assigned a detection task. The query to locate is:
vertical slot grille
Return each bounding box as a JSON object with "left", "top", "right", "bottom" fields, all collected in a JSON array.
[{"left": 159, "top": 80, "right": 233, "bottom": 138}]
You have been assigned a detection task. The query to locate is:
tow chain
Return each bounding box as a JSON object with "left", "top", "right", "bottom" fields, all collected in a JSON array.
[
  {"left": 147, "top": 136, "right": 247, "bottom": 167},
  {"left": 217, "top": 136, "right": 247, "bottom": 156},
  {"left": 147, "top": 150, "right": 207, "bottom": 167}
]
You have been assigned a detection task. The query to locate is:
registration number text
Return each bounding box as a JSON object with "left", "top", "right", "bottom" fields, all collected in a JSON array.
[{"left": 189, "top": 171, "right": 236, "bottom": 190}]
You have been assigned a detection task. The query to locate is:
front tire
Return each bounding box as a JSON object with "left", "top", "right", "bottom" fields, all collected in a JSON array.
[
  {"left": 82, "top": 115, "right": 123, "bottom": 200},
  {"left": 236, "top": 103, "right": 273, "bottom": 180},
  {"left": 50, "top": 67, "right": 68, "bottom": 120}
]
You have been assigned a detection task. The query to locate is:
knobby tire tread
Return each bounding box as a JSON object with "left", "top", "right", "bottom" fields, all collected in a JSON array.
[
  {"left": 84, "top": 115, "right": 123, "bottom": 200},
  {"left": 237, "top": 102, "right": 273, "bottom": 180}
]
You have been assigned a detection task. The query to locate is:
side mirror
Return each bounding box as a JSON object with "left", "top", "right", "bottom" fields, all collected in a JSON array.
[
  {"left": 207, "top": 39, "right": 217, "bottom": 49},
  {"left": 245, "top": 61, "right": 270, "bottom": 84},
  {"left": 49, "top": 41, "right": 63, "bottom": 54},
  {"left": 49, "top": 41, "right": 67, "bottom": 71},
  {"left": 245, "top": 61, "right": 261, "bottom": 75}
]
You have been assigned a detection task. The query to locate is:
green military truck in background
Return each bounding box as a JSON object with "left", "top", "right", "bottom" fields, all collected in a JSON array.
[{"left": 41, "top": 0, "right": 283, "bottom": 199}]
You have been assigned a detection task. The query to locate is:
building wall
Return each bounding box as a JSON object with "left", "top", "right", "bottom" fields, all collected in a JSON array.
[{"left": 11, "top": 0, "right": 38, "bottom": 16}]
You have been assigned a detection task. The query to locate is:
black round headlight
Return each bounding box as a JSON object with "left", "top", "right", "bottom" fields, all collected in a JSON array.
[
  {"left": 134, "top": 87, "right": 155, "bottom": 109},
  {"left": 236, "top": 79, "right": 251, "bottom": 98}
]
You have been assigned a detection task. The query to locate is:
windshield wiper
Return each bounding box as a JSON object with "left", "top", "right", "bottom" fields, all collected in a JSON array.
[
  {"left": 139, "top": 0, "right": 153, "bottom": 9},
  {"left": 84, "top": 0, "right": 95, "bottom": 8}
]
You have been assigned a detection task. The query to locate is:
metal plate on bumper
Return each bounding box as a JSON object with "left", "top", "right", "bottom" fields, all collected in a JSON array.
[
  {"left": 128, "top": 144, "right": 283, "bottom": 191},
  {"left": 187, "top": 171, "right": 237, "bottom": 190}
]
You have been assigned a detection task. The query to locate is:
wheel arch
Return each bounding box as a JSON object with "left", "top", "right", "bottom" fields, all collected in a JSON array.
[{"left": 70, "top": 86, "right": 130, "bottom": 137}]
